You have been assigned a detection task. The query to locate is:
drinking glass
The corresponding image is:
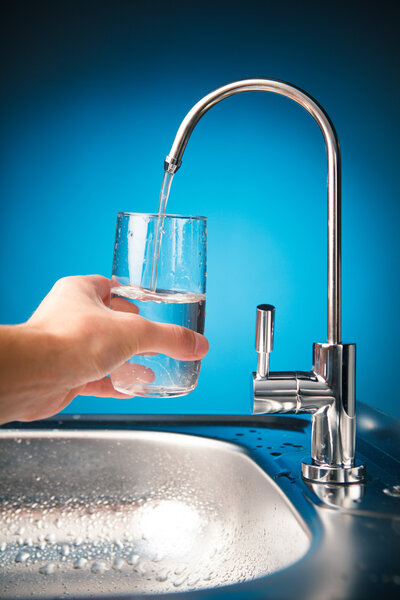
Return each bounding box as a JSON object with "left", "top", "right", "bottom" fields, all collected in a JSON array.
[{"left": 110, "top": 212, "right": 207, "bottom": 397}]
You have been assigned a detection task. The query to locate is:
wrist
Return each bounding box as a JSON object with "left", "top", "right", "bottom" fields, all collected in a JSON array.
[{"left": 0, "top": 323, "right": 67, "bottom": 400}]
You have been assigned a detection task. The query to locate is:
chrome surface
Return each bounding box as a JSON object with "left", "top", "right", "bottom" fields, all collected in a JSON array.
[
  {"left": 307, "top": 480, "right": 365, "bottom": 508},
  {"left": 253, "top": 372, "right": 298, "bottom": 414},
  {"left": 0, "top": 404, "right": 399, "bottom": 599},
  {"left": 0, "top": 429, "right": 310, "bottom": 598},
  {"left": 301, "top": 461, "right": 365, "bottom": 484},
  {"left": 255, "top": 304, "right": 275, "bottom": 379},
  {"left": 164, "top": 78, "right": 364, "bottom": 482},
  {"left": 164, "top": 78, "right": 341, "bottom": 345},
  {"left": 253, "top": 312, "right": 364, "bottom": 482}
]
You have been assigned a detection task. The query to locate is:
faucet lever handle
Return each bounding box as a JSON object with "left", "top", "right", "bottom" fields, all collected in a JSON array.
[{"left": 255, "top": 304, "right": 275, "bottom": 378}]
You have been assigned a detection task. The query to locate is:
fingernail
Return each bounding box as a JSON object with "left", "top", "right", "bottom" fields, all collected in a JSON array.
[{"left": 194, "top": 333, "right": 209, "bottom": 357}]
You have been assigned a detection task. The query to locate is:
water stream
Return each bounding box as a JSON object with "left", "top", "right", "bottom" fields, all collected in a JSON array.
[{"left": 149, "top": 171, "right": 174, "bottom": 291}]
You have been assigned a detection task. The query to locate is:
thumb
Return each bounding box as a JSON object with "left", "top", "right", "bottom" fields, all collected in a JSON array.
[{"left": 117, "top": 313, "right": 209, "bottom": 361}]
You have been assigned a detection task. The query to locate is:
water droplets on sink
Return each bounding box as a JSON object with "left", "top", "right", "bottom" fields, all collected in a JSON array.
[
  {"left": 15, "top": 551, "right": 29, "bottom": 563},
  {"left": 39, "top": 563, "right": 56, "bottom": 575},
  {"left": 0, "top": 431, "right": 310, "bottom": 598},
  {"left": 73, "top": 557, "right": 87, "bottom": 569}
]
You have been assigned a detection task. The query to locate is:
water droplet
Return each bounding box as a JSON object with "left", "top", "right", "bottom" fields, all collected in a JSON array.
[
  {"left": 91, "top": 560, "right": 107, "bottom": 574},
  {"left": 151, "top": 552, "right": 164, "bottom": 563},
  {"left": 173, "top": 573, "right": 188, "bottom": 587},
  {"left": 174, "top": 564, "right": 187, "bottom": 575},
  {"left": 39, "top": 563, "right": 55, "bottom": 575},
  {"left": 60, "top": 544, "right": 70, "bottom": 557},
  {"left": 112, "top": 557, "right": 124, "bottom": 571},
  {"left": 127, "top": 553, "right": 140, "bottom": 566},
  {"left": 15, "top": 551, "right": 30, "bottom": 563},
  {"left": 383, "top": 485, "right": 400, "bottom": 498},
  {"left": 45, "top": 533, "right": 55, "bottom": 543},
  {"left": 73, "top": 558, "right": 87, "bottom": 569},
  {"left": 155, "top": 569, "right": 169, "bottom": 582}
]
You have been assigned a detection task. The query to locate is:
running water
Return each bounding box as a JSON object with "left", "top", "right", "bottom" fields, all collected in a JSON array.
[{"left": 149, "top": 171, "right": 174, "bottom": 291}]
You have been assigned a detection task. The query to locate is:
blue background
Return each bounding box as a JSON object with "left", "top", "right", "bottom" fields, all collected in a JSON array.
[{"left": 1, "top": 0, "right": 399, "bottom": 417}]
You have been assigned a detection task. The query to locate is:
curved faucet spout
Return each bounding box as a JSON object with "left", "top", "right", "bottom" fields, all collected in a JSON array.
[{"left": 164, "top": 78, "right": 341, "bottom": 346}]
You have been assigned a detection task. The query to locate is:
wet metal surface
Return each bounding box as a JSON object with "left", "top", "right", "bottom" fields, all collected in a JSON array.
[
  {"left": 0, "top": 430, "right": 309, "bottom": 598},
  {"left": 0, "top": 404, "right": 399, "bottom": 599}
]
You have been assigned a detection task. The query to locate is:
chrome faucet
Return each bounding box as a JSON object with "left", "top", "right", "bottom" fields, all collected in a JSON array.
[{"left": 164, "top": 78, "right": 365, "bottom": 484}]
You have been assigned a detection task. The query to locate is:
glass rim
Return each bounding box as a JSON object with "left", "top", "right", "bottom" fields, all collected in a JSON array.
[{"left": 117, "top": 212, "right": 207, "bottom": 221}]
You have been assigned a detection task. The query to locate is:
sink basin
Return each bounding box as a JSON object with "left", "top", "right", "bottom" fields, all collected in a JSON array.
[
  {"left": 1, "top": 405, "right": 399, "bottom": 600},
  {"left": 0, "top": 430, "right": 310, "bottom": 598}
]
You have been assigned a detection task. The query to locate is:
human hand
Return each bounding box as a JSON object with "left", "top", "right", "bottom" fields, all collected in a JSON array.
[{"left": 0, "top": 275, "right": 209, "bottom": 424}]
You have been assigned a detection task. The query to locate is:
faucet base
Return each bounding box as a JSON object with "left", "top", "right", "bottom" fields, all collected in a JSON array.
[{"left": 301, "top": 460, "right": 366, "bottom": 484}]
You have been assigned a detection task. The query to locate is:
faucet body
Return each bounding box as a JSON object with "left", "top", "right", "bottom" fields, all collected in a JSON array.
[
  {"left": 164, "top": 78, "right": 365, "bottom": 484},
  {"left": 253, "top": 338, "right": 359, "bottom": 483}
]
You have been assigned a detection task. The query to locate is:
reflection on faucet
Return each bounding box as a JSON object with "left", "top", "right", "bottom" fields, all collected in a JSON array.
[
  {"left": 164, "top": 78, "right": 365, "bottom": 484},
  {"left": 307, "top": 481, "right": 365, "bottom": 509},
  {"left": 253, "top": 303, "right": 362, "bottom": 483}
]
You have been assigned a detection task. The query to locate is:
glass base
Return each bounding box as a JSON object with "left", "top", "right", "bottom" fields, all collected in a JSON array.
[
  {"left": 112, "top": 381, "right": 197, "bottom": 398},
  {"left": 135, "top": 387, "right": 196, "bottom": 398}
]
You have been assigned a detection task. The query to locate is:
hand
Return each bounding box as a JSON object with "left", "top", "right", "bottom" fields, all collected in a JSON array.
[{"left": 0, "top": 275, "right": 209, "bottom": 424}]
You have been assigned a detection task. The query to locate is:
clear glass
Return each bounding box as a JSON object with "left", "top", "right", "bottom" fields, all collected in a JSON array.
[{"left": 110, "top": 213, "right": 207, "bottom": 397}]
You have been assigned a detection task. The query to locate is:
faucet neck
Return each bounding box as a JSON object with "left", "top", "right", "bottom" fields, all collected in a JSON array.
[{"left": 164, "top": 78, "right": 341, "bottom": 345}]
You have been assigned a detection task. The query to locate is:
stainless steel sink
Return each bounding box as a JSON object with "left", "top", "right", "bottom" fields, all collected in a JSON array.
[
  {"left": 1, "top": 405, "right": 399, "bottom": 600},
  {"left": 0, "top": 429, "right": 310, "bottom": 598}
]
